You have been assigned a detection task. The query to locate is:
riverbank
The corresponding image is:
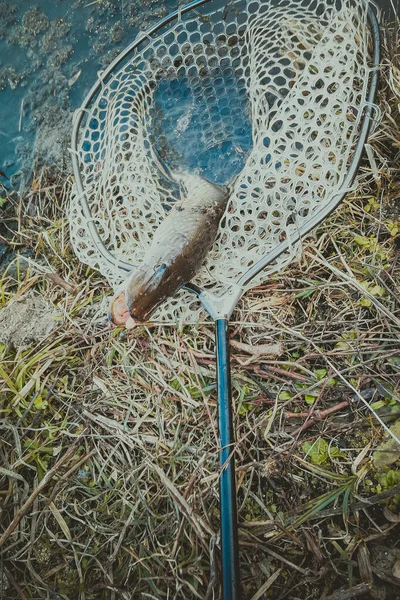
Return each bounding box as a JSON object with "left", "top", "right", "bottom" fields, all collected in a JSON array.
[{"left": 1, "top": 14, "right": 400, "bottom": 600}]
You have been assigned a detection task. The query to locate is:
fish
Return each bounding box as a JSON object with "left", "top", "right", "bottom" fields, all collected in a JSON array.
[{"left": 109, "top": 171, "right": 229, "bottom": 327}]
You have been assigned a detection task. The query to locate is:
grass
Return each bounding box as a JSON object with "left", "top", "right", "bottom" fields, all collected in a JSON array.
[{"left": 1, "top": 21, "right": 400, "bottom": 600}]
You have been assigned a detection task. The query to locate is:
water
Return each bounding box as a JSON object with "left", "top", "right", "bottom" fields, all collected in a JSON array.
[
  {"left": 151, "top": 74, "right": 253, "bottom": 185},
  {"left": 0, "top": 0, "right": 177, "bottom": 188},
  {"left": 0, "top": 0, "right": 397, "bottom": 190}
]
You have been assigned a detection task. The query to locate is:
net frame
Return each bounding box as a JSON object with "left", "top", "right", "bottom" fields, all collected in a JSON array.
[{"left": 70, "top": 0, "right": 380, "bottom": 322}]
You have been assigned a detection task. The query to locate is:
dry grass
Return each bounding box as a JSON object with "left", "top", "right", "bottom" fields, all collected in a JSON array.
[{"left": 1, "top": 21, "right": 400, "bottom": 600}]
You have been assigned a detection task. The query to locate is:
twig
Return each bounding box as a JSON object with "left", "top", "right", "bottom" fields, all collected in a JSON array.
[
  {"left": 4, "top": 566, "right": 29, "bottom": 600},
  {"left": 45, "top": 272, "right": 78, "bottom": 295},
  {"left": 285, "top": 401, "right": 349, "bottom": 420},
  {"left": 287, "top": 373, "right": 331, "bottom": 435},
  {"left": 230, "top": 340, "right": 284, "bottom": 365},
  {"left": 269, "top": 323, "right": 400, "bottom": 444},
  {"left": 288, "top": 401, "right": 351, "bottom": 436},
  {"left": 254, "top": 365, "right": 309, "bottom": 383}
]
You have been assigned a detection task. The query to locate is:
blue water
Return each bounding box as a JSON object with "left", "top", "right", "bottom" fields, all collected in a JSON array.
[
  {"left": 0, "top": 0, "right": 177, "bottom": 187},
  {"left": 151, "top": 74, "right": 252, "bottom": 185}
]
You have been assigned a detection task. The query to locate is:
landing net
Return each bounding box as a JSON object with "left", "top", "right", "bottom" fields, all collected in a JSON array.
[{"left": 70, "top": 0, "right": 375, "bottom": 322}]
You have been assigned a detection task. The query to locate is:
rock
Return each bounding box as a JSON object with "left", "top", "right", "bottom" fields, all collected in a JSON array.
[
  {"left": 33, "top": 107, "right": 72, "bottom": 169},
  {"left": 110, "top": 21, "right": 124, "bottom": 43},
  {"left": 40, "top": 19, "right": 72, "bottom": 55},
  {"left": 370, "top": 545, "right": 400, "bottom": 588},
  {"left": 22, "top": 6, "right": 50, "bottom": 36},
  {"left": 47, "top": 45, "right": 74, "bottom": 68},
  {"left": 1, "top": 247, "right": 34, "bottom": 279},
  {"left": 0, "top": 292, "right": 59, "bottom": 351},
  {"left": 86, "top": 17, "right": 95, "bottom": 33},
  {"left": 100, "top": 48, "right": 121, "bottom": 68},
  {"left": 0, "top": 243, "right": 9, "bottom": 263},
  {"left": 0, "top": 1, "right": 18, "bottom": 40},
  {"left": 0, "top": 66, "right": 26, "bottom": 91}
]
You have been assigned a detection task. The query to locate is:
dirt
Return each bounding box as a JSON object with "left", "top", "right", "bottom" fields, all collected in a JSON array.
[
  {"left": 33, "top": 106, "right": 72, "bottom": 170},
  {"left": 0, "top": 291, "right": 59, "bottom": 350}
]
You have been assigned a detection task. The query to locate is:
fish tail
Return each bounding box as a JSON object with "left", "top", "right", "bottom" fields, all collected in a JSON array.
[
  {"left": 150, "top": 146, "right": 229, "bottom": 199},
  {"left": 149, "top": 146, "right": 198, "bottom": 187}
]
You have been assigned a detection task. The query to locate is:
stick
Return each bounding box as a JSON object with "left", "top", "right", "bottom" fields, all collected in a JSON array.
[
  {"left": 4, "top": 566, "right": 29, "bottom": 600},
  {"left": 45, "top": 272, "right": 78, "bottom": 295},
  {"left": 288, "top": 401, "right": 351, "bottom": 436},
  {"left": 230, "top": 340, "right": 284, "bottom": 364},
  {"left": 285, "top": 401, "right": 350, "bottom": 419}
]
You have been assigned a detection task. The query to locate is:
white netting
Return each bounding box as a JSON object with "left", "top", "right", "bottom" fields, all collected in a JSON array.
[{"left": 70, "top": 0, "right": 373, "bottom": 323}]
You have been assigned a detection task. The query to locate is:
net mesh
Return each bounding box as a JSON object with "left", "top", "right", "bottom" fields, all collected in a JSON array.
[{"left": 70, "top": 0, "right": 373, "bottom": 323}]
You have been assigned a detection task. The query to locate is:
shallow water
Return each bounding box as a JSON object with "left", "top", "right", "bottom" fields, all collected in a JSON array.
[
  {"left": 0, "top": 0, "right": 177, "bottom": 187},
  {"left": 151, "top": 74, "right": 253, "bottom": 184},
  {"left": 0, "top": 0, "right": 397, "bottom": 190}
]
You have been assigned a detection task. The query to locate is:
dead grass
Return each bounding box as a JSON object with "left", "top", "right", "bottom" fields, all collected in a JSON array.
[{"left": 1, "top": 21, "right": 400, "bottom": 600}]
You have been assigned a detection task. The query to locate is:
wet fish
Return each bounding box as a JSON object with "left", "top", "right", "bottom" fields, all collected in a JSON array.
[{"left": 109, "top": 172, "right": 229, "bottom": 327}]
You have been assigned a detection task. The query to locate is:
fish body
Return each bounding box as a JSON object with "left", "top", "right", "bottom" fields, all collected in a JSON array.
[{"left": 109, "top": 172, "right": 229, "bottom": 325}]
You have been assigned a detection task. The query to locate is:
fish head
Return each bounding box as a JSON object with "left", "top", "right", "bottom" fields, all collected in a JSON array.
[
  {"left": 108, "top": 289, "right": 136, "bottom": 329},
  {"left": 108, "top": 263, "right": 175, "bottom": 327},
  {"left": 125, "top": 262, "right": 173, "bottom": 322}
]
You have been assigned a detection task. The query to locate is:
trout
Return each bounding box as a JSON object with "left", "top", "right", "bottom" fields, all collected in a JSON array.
[{"left": 109, "top": 172, "right": 229, "bottom": 327}]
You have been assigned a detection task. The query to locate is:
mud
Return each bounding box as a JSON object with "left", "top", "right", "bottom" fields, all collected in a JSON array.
[{"left": 0, "top": 291, "right": 59, "bottom": 350}]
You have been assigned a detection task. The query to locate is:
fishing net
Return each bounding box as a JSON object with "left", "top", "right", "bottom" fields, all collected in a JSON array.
[{"left": 70, "top": 0, "right": 375, "bottom": 323}]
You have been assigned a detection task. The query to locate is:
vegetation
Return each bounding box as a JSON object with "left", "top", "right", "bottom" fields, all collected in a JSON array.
[{"left": 0, "top": 22, "right": 400, "bottom": 600}]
